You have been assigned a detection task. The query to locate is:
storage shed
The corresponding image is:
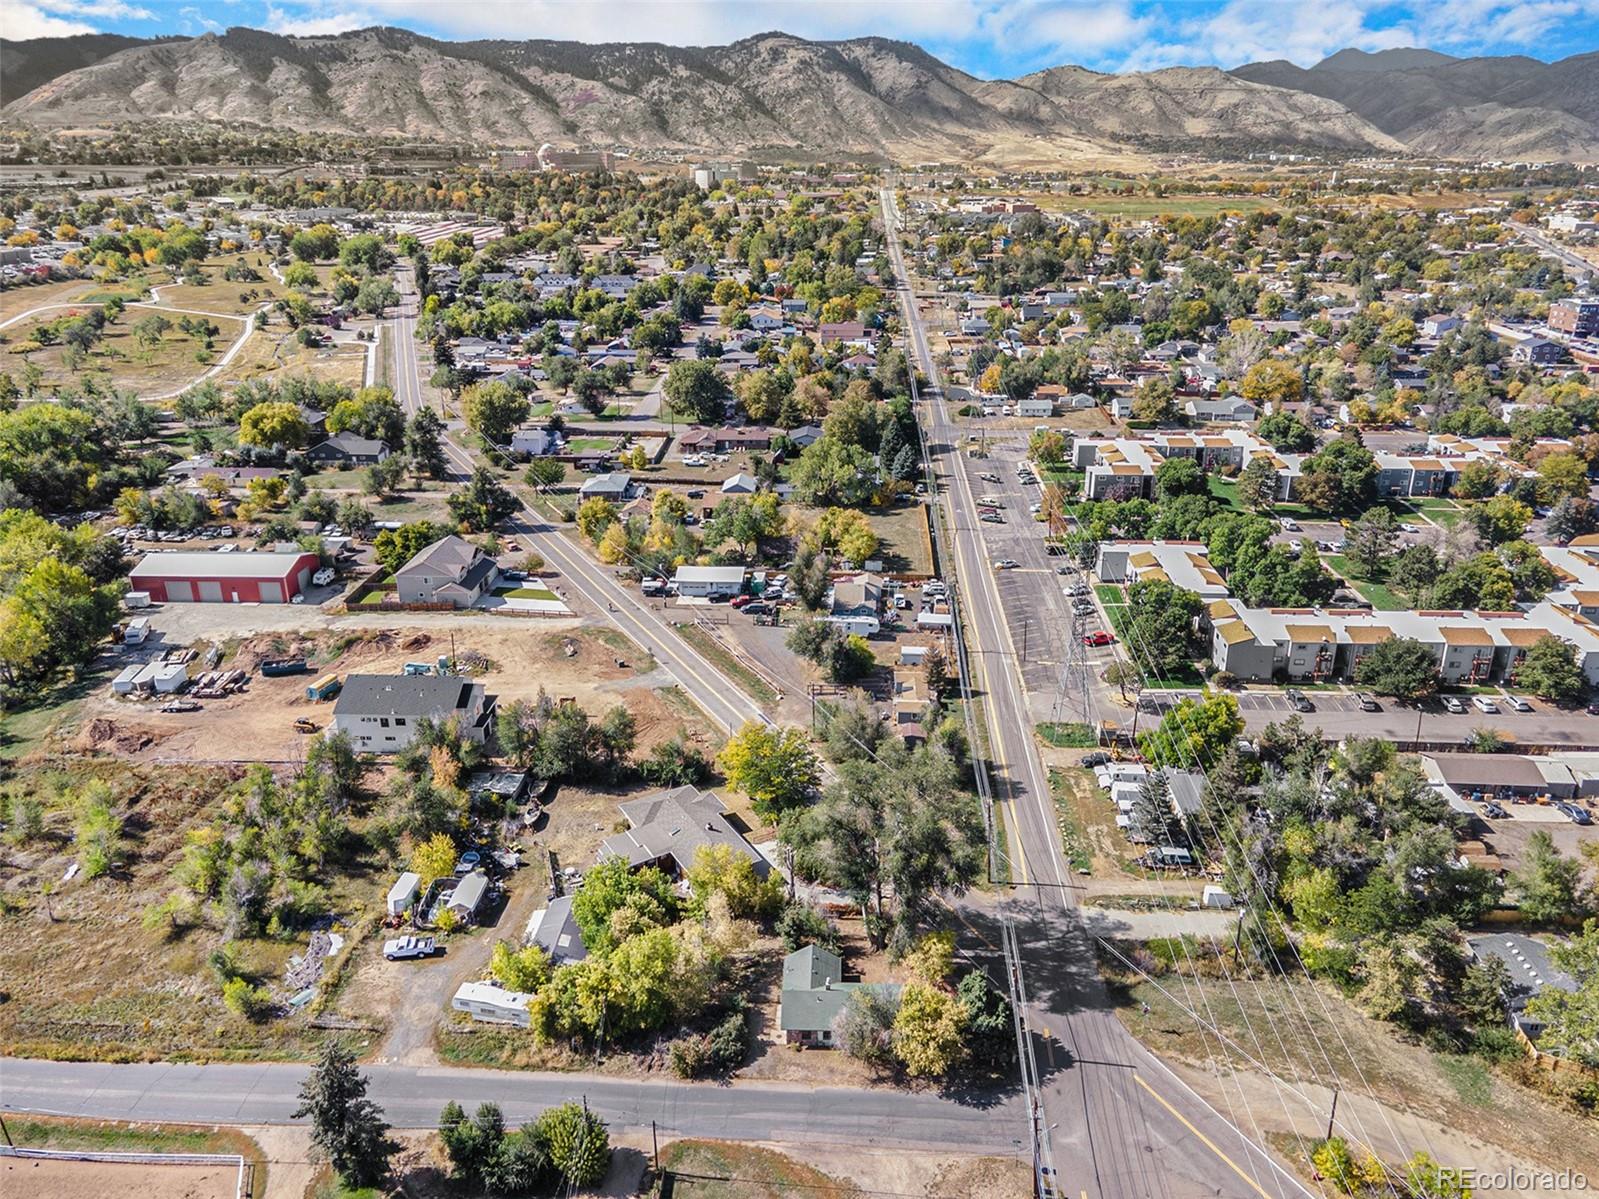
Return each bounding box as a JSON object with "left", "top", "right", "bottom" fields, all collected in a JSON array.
[
  {"left": 447, "top": 871, "right": 489, "bottom": 922},
  {"left": 387, "top": 871, "right": 421, "bottom": 918},
  {"left": 129, "top": 550, "right": 321, "bottom": 604}
]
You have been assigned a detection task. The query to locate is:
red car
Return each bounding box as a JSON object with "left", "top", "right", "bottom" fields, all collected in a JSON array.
[
  {"left": 729, "top": 594, "right": 754, "bottom": 608},
  {"left": 1082, "top": 631, "right": 1116, "bottom": 647}
]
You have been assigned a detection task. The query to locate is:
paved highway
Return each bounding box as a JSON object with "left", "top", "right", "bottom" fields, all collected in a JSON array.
[
  {"left": 1511, "top": 221, "right": 1596, "bottom": 279},
  {"left": 385, "top": 267, "right": 768, "bottom": 735},
  {"left": 881, "top": 187, "right": 1317, "bottom": 1199},
  {"left": 0, "top": 1058, "right": 1022, "bottom": 1152}
]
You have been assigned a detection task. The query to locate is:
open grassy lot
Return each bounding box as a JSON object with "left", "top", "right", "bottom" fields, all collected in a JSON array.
[
  {"left": 148, "top": 254, "right": 289, "bottom": 316},
  {"left": 659, "top": 1140, "right": 862, "bottom": 1199},
  {"left": 1325, "top": 554, "right": 1408, "bottom": 611},
  {"left": 211, "top": 321, "right": 367, "bottom": 391},
  {"left": 1038, "top": 193, "right": 1282, "bottom": 219},
  {"left": 1, "top": 306, "right": 243, "bottom": 395},
  {"left": 0, "top": 277, "right": 104, "bottom": 323},
  {"left": 0, "top": 757, "right": 388, "bottom": 1063}
]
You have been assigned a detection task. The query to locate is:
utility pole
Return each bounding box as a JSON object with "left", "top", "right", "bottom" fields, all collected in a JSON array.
[
  {"left": 1325, "top": 1088, "right": 1340, "bottom": 1142},
  {"left": 651, "top": 1120, "right": 659, "bottom": 1172}
]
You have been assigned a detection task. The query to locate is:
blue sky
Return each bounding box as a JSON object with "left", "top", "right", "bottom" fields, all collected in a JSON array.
[{"left": 4, "top": 0, "right": 1597, "bottom": 76}]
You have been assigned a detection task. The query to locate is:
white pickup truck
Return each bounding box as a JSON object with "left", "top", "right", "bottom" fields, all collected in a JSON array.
[{"left": 383, "top": 935, "right": 437, "bottom": 961}]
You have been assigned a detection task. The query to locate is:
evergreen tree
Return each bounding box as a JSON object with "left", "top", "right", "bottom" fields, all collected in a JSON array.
[{"left": 293, "top": 1042, "right": 393, "bottom": 1188}]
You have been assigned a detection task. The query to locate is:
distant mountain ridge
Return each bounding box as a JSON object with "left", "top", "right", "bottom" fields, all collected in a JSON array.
[
  {"left": 1, "top": 26, "right": 1593, "bottom": 164},
  {"left": 0, "top": 32, "right": 180, "bottom": 106},
  {"left": 1233, "top": 48, "right": 1599, "bottom": 161}
]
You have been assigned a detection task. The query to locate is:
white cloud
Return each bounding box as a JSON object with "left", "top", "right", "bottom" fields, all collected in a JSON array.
[
  {"left": 263, "top": 2, "right": 378, "bottom": 36},
  {"left": 0, "top": 0, "right": 98, "bottom": 36}
]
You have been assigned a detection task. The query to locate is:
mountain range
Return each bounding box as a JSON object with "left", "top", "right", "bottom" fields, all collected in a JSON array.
[{"left": 1, "top": 28, "right": 1594, "bottom": 164}]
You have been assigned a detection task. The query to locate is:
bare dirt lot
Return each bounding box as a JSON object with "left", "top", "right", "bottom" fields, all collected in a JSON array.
[
  {"left": 76, "top": 624, "right": 714, "bottom": 766},
  {"left": 1, "top": 1155, "right": 240, "bottom": 1199}
]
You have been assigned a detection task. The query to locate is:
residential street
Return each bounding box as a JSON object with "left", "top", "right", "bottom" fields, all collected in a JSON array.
[{"left": 0, "top": 1058, "right": 1024, "bottom": 1153}]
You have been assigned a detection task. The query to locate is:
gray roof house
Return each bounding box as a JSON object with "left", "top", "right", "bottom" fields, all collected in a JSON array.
[
  {"left": 525, "top": 894, "right": 587, "bottom": 965},
  {"left": 307, "top": 432, "right": 390, "bottom": 465},
  {"left": 331, "top": 674, "right": 494, "bottom": 752},
  {"left": 393, "top": 535, "right": 499, "bottom": 608},
  {"left": 778, "top": 946, "right": 901, "bottom": 1046},
  {"left": 599, "top": 785, "right": 769, "bottom": 878},
  {"left": 1468, "top": 932, "right": 1579, "bottom": 1045},
  {"left": 579, "top": 472, "right": 635, "bottom": 501},
  {"left": 1184, "top": 397, "right": 1258, "bottom": 423}
]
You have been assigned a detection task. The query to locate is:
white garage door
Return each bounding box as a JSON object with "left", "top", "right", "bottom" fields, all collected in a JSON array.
[
  {"left": 197, "top": 580, "right": 224, "bottom": 602},
  {"left": 166, "top": 580, "right": 193, "bottom": 602},
  {"left": 259, "top": 581, "right": 284, "bottom": 603}
]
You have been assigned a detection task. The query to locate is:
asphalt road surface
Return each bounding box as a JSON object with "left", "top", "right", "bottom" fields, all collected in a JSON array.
[
  {"left": 385, "top": 268, "right": 768, "bottom": 736},
  {"left": 882, "top": 187, "right": 1318, "bottom": 1199},
  {"left": 0, "top": 1058, "right": 1023, "bottom": 1152}
]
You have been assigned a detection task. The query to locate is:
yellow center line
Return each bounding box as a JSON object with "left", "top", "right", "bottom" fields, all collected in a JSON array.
[{"left": 1133, "top": 1074, "right": 1275, "bottom": 1199}]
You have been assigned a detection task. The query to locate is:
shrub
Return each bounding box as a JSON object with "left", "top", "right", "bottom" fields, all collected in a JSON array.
[
  {"left": 222, "top": 977, "right": 272, "bottom": 1021},
  {"left": 777, "top": 902, "right": 840, "bottom": 953},
  {"left": 1470, "top": 1024, "right": 1522, "bottom": 1062}
]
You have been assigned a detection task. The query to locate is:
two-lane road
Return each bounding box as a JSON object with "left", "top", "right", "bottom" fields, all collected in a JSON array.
[
  {"left": 384, "top": 268, "right": 768, "bottom": 736},
  {"left": 881, "top": 187, "right": 1315, "bottom": 1199},
  {"left": 0, "top": 1058, "right": 1023, "bottom": 1152}
]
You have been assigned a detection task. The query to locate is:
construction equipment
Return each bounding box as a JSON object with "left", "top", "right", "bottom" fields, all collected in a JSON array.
[{"left": 293, "top": 717, "right": 319, "bottom": 734}]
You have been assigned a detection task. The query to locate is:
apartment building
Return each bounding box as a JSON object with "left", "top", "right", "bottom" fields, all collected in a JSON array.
[
  {"left": 1208, "top": 603, "right": 1599, "bottom": 686},
  {"left": 1094, "top": 541, "right": 1231, "bottom": 599},
  {"left": 1073, "top": 430, "right": 1303, "bottom": 501}
]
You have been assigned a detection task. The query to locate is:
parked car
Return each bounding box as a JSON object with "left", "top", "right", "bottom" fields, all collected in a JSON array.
[
  {"left": 1471, "top": 696, "right": 1499, "bottom": 714},
  {"left": 1064, "top": 584, "right": 1091, "bottom": 597},
  {"left": 1481, "top": 801, "right": 1508, "bottom": 819},
  {"left": 1286, "top": 689, "right": 1313, "bottom": 712},
  {"left": 993, "top": 559, "right": 1018, "bottom": 570},
  {"left": 1442, "top": 696, "right": 1466, "bottom": 714},
  {"left": 742, "top": 602, "right": 772, "bottom": 616},
  {"left": 384, "top": 935, "right": 437, "bottom": 961},
  {"left": 1083, "top": 631, "right": 1115, "bottom": 647},
  {"left": 1504, "top": 694, "right": 1533, "bottom": 712},
  {"left": 730, "top": 594, "right": 754, "bottom": 608},
  {"left": 1355, "top": 692, "right": 1381, "bottom": 711},
  {"left": 981, "top": 513, "right": 1004, "bottom": 523},
  {"left": 1080, "top": 752, "right": 1110, "bottom": 768},
  {"left": 1556, "top": 802, "right": 1593, "bottom": 826}
]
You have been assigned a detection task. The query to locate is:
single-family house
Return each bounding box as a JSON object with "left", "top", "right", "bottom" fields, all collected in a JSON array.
[
  {"left": 1185, "top": 397, "right": 1258, "bottom": 423},
  {"left": 393, "top": 535, "right": 499, "bottom": 608},
  {"left": 525, "top": 894, "right": 587, "bottom": 966},
  {"left": 1468, "top": 933, "right": 1579, "bottom": 1045},
  {"left": 579, "top": 472, "right": 635, "bottom": 501},
  {"left": 721, "top": 472, "right": 758, "bottom": 494},
  {"left": 331, "top": 674, "right": 495, "bottom": 751},
  {"left": 511, "top": 426, "right": 561, "bottom": 456},
  {"left": 306, "top": 433, "right": 390, "bottom": 466},
  {"left": 778, "top": 945, "right": 901, "bottom": 1046},
  {"left": 446, "top": 871, "right": 490, "bottom": 923},
  {"left": 599, "top": 784, "right": 770, "bottom": 878}
]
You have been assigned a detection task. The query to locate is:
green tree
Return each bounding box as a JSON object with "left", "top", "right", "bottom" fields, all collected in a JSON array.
[
  {"left": 664, "top": 359, "right": 732, "bottom": 424},
  {"left": 717, "top": 722, "right": 820, "bottom": 820},
  {"left": 1353, "top": 636, "right": 1439, "bottom": 701},
  {"left": 1515, "top": 634, "right": 1586, "bottom": 703},
  {"left": 1470, "top": 495, "right": 1532, "bottom": 546},
  {"left": 1512, "top": 829, "right": 1587, "bottom": 923},
  {"left": 568, "top": 855, "right": 677, "bottom": 955},
  {"left": 293, "top": 1041, "right": 394, "bottom": 1188},
  {"left": 237, "top": 401, "right": 309, "bottom": 449},
  {"left": 404, "top": 407, "right": 449, "bottom": 481},
  {"left": 524, "top": 458, "right": 566, "bottom": 488},
  {"left": 372, "top": 520, "right": 450, "bottom": 573},
  {"left": 1522, "top": 919, "right": 1599, "bottom": 1068},
  {"left": 489, "top": 941, "right": 552, "bottom": 992},
  {"left": 1346, "top": 507, "right": 1398, "bottom": 579},
  {"left": 410, "top": 832, "right": 458, "bottom": 887},
  {"left": 462, "top": 380, "right": 531, "bottom": 447},
  {"left": 1028, "top": 428, "right": 1066, "bottom": 465},
  {"left": 1297, "top": 437, "right": 1376, "bottom": 513},
  {"left": 1137, "top": 694, "right": 1244, "bottom": 771},
  {"left": 1124, "top": 579, "right": 1202, "bottom": 675},
  {"left": 446, "top": 466, "right": 518, "bottom": 531},
  {"left": 893, "top": 981, "right": 967, "bottom": 1077},
  {"left": 1154, "top": 456, "right": 1205, "bottom": 499},
  {"left": 74, "top": 782, "right": 123, "bottom": 878},
  {"left": 789, "top": 436, "right": 875, "bottom": 506},
  {"left": 1235, "top": 456, "right": 1279, "bottom": 513},
  {"left": 327, "top": 388, "right": 404, "bottom": 447},
  {"left": 534, "top": 1102, "right": 611, "bottom": 1188},
  {"left": 955, "top": 969, "right": 1016, "bottom": 1073},
  {"left": 1256, "top": 410, "right": 1315, "bottom": 452}
]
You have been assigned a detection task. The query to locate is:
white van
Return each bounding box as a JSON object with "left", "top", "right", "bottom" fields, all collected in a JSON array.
[{"left": 1471, "top": 696, "right": 1499, "bottom": 714}]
